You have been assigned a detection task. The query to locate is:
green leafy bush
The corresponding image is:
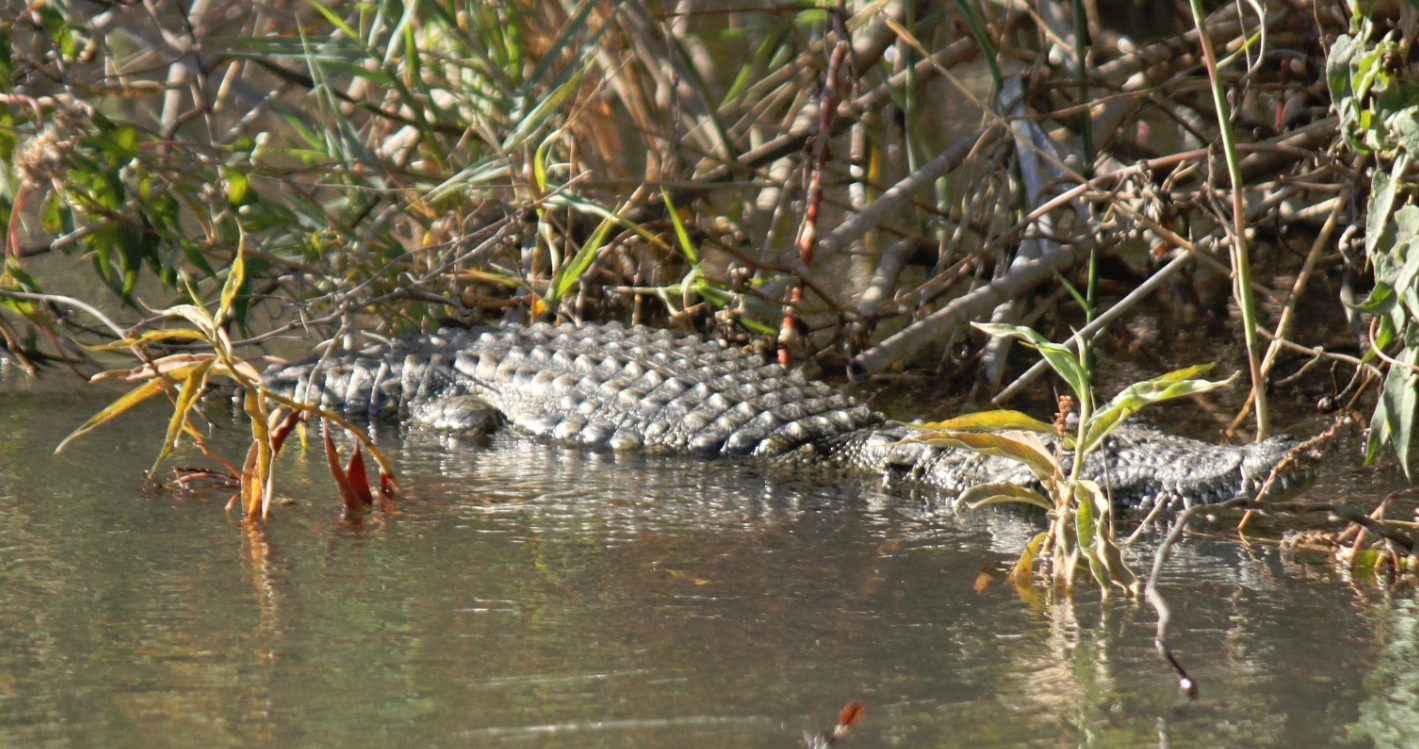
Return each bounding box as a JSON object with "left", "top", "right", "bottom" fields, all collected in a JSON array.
[{"left": 1329, "top": 15, "right": 1419, "bottom": 476}]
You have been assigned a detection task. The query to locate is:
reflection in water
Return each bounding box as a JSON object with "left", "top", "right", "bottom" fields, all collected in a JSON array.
[
  {"left": 1349, "top": 598, "right": 1419, "bottom": 746},
  {"left": 0, "top": 390, "right": 1414, "bottom": 747}
]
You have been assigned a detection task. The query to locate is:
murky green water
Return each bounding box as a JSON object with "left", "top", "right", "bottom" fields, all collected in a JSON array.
[{"left": 0, "top": 382, "right": 1414, "bottom": 748}]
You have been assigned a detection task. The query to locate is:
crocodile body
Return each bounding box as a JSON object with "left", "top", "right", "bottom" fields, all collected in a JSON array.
[{"left": 263, "top": 322, "right": 1307, "bottom": 510}]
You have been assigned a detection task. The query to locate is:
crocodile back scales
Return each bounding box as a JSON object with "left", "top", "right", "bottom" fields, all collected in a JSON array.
[
  {"left": 263, "top": 322, "right": 1309, "bottom": 509},
  {"left": 264, "top": 322, "right": 881, "bottom": 457}
]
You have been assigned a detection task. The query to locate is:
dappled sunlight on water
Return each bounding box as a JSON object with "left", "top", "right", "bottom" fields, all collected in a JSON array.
[{"left": 0, "top": 386, "right": 1414, "bottom": 747}]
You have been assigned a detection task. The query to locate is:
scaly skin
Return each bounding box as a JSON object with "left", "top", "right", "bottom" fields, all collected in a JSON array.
[{"left": 264, "top": 322, "right": 1308, "bottom": 510}]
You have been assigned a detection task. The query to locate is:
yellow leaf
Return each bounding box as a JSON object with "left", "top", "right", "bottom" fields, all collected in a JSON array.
[
  {"left": 113, "top": 353, "right": 211, "bottom": 380},
  {"left": 451, "top": 269, "right": 522, "bottom": 287},
  {"left": 1009, "top": 531, "right": 1049, "bottom": 585},
  {"left": 217, "top": 234, "right": 246, "bottom": 326},
  {"left": 56, "top": 376, "right": 173, "bottom": 454},
  {"left": 87, "top": 329, "right": 207, "bottom": 351},
  {"left": 909, "top": 410, "right": 1059, "bottom": 434},
  {"left": 240, "top": 441, "right": 261, "bottom": 518},
  {"left": 905, "top": 430, "right": 1059, "bottom": 482},
  {"left": 150, "top": 359, "right": 215, "bottom": 476},
  {"left": 164, "top": 304, "right": 218, "bottom": 340},
  {"left": 244, "top": 383, "right": 273, "bottom": 518},
  {"left": 957, "top": 482, "right": 1055, "bottom": 512}
]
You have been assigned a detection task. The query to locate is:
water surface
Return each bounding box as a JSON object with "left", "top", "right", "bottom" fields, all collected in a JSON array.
[{"left": 0, "top": 383, "right": 1413, "bottom": 748}]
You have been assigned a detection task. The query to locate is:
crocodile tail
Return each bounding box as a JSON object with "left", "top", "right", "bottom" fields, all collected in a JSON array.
[{"left": 261, "top": 328, "right": 495, "bottom": 430}]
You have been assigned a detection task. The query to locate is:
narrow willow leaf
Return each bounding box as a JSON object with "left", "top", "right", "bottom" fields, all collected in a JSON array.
[
  {"left": 972, "top": 322, "right": 1088, "bottom": 398},
  {"left": 219, "top": 358, "right": 265, "bottom": 385},
  {"left": 56, "top": 375, "right": 180, "bottom": 454},
  {"left": 909, "top": 430, "right": 1058, "bottom": 482},
  {"left": 909, "top": 410, "right": 1059, "bottom": 434},
  {"left": 1099, "top": 533, "right": 1140, "bottom": 596},
  {"left": 164, "top": 304, "right": 218, "bottom": 340},
  {"left": 1083, "top": 369, "right": 1235, "bottom": 453},
  {"left": 1085, "top": 548, "right": 1112, "bottom": 593},
  {"left": 958, "top": 482, "right": 1054, "bottom": 512},
  {"left": 88, "top": 329, "right": 207, "bottom": 350},
  {"left": 283, "top": 403, "right": 401, "bottom": 494},
  {"left": 454, "top": 268, "right": 523, "bottom": 287},
  {"left": 240, "top": 441, "right": 261, "bottom": 519},
  {"left": 91, "top": 353, "right": 213, "bottom": 383},
  {"left": 269, "top": 409, "right": 303, "bottom": 456},
  {"left": 216, "top": 233, "right": 246, "bottom": 327},
  {"left": 244, "top": 384, "right": 273, "bottom": 518},
  {"left": 150, "top": 358, "right": 216, "bottom": 476},
  {"left": 1073, "top": 480, "right": 1113, "bottom": 589}
]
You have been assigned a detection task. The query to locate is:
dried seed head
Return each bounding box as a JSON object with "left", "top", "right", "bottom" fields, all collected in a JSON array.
[{"left": 13, "top": 129, "right": 66, "bottom": 184}]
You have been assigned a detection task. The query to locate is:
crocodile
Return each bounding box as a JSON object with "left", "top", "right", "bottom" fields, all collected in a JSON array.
[{"left": 262, "top": 321, "right": 1309, "bottom": 511}]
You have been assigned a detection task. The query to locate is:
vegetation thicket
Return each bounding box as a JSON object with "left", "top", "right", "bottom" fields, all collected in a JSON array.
[{"left": 2, "top": 1, "right": 1417, "bottom": 598}]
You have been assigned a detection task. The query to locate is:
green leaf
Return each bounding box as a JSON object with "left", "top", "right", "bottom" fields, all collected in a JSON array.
[
  {"left": 96, "top": 122, "right": 139, "bottom": 160},
  {"left": 973, "top": 322, "right": 1088, "bottom": 399},
  {"left": 1075, "top": 482, "right": 1096, "bottom": 547},
  {"left": 1367, "top": 154, "right": 1408, "bottom": 258},
  {"left": 660, "top": 188, "right": 699, "bottom": 265},
  {"left": 1350, "top": 548, "right": 1381, "bottom": 574},
  {"left": 38, "top": 4, "right": 74, "bottom": 60},
  {"left": 1366, "top": 348, "right": 1418, "bottom": 477},
  {"left": 1349, "top": 281, "right": 1397, "bottom": 316},
  {"left": 546, "top": 212, "right": 616, "bottom": 309},
  {"left": 532, "top": 129, "right": 561, "bottom": 193},
  {"left": 223, "top": 166, "right": 253, "bottom": 206},
  {"left": 1082, "top": 366, "right": 1234, "bottom": 454},
  {"left": 40, "top": 192, "right": 72, "bottom": 235}
]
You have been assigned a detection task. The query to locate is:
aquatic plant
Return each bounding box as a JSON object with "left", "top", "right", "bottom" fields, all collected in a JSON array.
[
  {"left": 904, "top": 322, "right": 1233, "bottom": 595},
  {"left": 51, "top": 234, "right": 397, "bottom": 520}
]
